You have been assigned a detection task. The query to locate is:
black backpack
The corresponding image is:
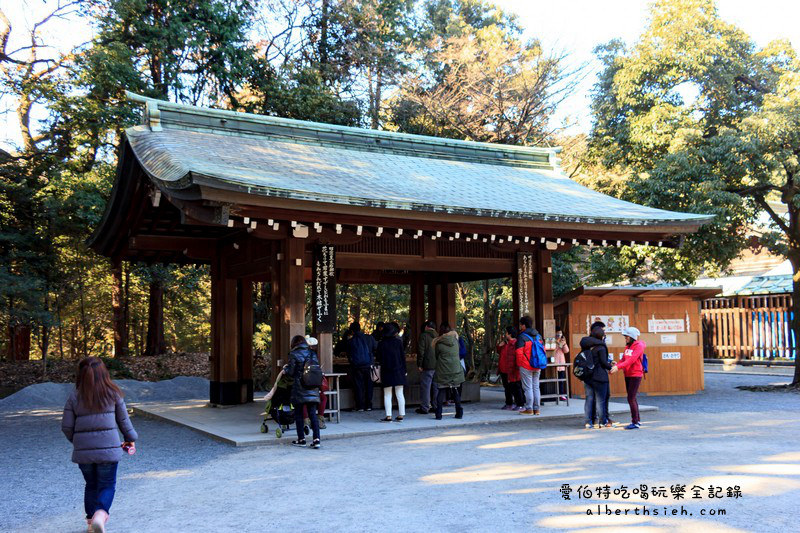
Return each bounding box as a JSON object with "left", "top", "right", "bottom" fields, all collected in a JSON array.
[
  {"left": 302, "top": 356, "right": 323, "bottom": 388},
  {"left": 572, "top": 346, "right": 596, "bottom": 381}
]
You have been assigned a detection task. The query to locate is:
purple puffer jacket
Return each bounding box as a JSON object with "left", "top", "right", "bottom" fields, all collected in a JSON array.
[{"left": 61, "top": 389, "right": 138, "bottom": 464}]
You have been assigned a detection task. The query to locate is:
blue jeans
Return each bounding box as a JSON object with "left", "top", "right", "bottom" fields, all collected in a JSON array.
[
  {"left": 78, "top": 462, "right": 118, "bottom": 519},
  {"left": 519, "top": 367, "right": 540, "bottom": 410},
  {"left": 583, "top": 381, "right": 609, "bottom": 425}
]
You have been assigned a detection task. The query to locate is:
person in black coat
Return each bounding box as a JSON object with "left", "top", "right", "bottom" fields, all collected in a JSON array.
[
  {"left": 285, "top": 335, "right": 322, "bottom": 448},
  {"left": 579, "top": 321, "right": 614, "bottom": 428},
  {"left": 376, "top": 323, "right": 407, "bottom": 422}
]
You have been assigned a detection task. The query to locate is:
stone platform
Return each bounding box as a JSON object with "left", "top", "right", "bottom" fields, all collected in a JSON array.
[{"left": 132, "top": 388, "right": 656, "bottom": 446}]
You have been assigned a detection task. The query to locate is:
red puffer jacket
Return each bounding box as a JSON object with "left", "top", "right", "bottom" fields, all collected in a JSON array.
[
  {"left": 514, "top": 331, "right": 537, "bottom": 372},
  {"left": 497, "top": 340, "right": 520, "bottom": 382},
  {"left": 616, "top": 340, "right": 646, "bottom": 378}
]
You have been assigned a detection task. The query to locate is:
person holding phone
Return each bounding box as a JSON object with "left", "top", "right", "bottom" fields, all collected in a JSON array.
[{"left": 554, "top": 326, "right": 569, "bottom": 401}]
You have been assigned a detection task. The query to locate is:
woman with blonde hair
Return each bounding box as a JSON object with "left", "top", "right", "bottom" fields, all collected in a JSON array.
[{"left": 62, "top": 357, "right": 138, "bottom": 533}]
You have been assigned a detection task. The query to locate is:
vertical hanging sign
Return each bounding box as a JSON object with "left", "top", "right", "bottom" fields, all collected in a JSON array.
[
  {"left": 313, "top": 244, "right": 336, "bottom": 332},
  {"left": 516, "top": 252, "right": 535, "bottom": 319}
]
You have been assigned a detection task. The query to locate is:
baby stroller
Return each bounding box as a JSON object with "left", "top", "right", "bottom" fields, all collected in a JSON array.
[{"left": 261, "top": 370, "right": 309, "bottom": 439}]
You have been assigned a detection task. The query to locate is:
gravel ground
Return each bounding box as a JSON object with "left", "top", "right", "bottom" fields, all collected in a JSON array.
[{"left": 1, "top": 372, "right": 798, "bottom": 533}]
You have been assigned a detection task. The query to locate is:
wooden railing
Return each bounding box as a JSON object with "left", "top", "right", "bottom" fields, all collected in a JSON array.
[{"left": 702, "top": 295, "right": 795, "bottom": 360}]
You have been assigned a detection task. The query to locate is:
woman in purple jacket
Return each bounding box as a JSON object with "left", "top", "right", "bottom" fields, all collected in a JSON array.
[{"left": 62, "top": 357, "right": 138, "bottom": 533}]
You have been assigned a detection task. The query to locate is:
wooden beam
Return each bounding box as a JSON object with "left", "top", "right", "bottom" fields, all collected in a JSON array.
[
  {"left": 336, "top": 253, "right": 513, "bottom": 273},
  {"left": 204, "top": 188, "right": 699, "bottom": 238}
]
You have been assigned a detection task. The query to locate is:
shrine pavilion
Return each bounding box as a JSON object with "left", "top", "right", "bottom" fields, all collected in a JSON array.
[{"left": 90, "top": 92, "right": 711, "bottom": 405}]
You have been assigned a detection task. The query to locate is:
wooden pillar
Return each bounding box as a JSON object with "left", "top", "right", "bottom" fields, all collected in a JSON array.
[
  {"left": 210, "top": 252, "right": 255, "bottom": 405},
  {"left": 277, "top": 237, "right": 306, "bottom": 369},
  {"left": 427, "top": 283, "right": 441, "bottom": 324},
  {"left": 409, "top": 274, "right": 425, "bottom": 350},
  {"left": 210, "top": 254, "right": 240, "bottom": 405},
  {"left": 318, "top": 333, "right": 333, "bottom": 373},
  {"left": 237, "top": 279, "right": 254, "bottom": 403},
  {"left": 441, "top": 283, "right": 456, "bottom": 327},
  {"left": 535, "top": 249, "right": 554, "bottom": 334}
]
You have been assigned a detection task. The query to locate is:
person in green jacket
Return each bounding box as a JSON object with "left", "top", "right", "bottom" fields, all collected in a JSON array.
[
  {"left": 415, "top": 320, "right": 439, "bottom": 414},
  {"left": 433, "top": 323, "right": 465, "bottom": 420}
]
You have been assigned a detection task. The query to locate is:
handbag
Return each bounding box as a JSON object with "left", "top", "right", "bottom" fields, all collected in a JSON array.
[{"left": 370, "top": 364, "right": 381, "bottom": 384}]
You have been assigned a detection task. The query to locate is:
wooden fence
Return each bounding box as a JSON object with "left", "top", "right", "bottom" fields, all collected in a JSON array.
[{"left": 702, "top": 295, "right": 796, "bottom": 360}]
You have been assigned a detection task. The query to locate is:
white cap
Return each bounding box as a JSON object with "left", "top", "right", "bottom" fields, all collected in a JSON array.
[
  {"left": 305, "top": 335, "right": 319, "bottom": 346},
  {"left": 622, "top": 327, "right": 640, "bottom": 340}
]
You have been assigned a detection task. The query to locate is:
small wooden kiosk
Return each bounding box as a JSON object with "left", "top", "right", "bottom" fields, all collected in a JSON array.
[
  {"left": 90, "top": 93, "right": 711, "bottom": 406},
  {"left": 556, "top": 286, "right": 721, "bottom": 397}
]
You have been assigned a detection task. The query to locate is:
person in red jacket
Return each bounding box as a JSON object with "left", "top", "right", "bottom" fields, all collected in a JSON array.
[
  {"left": 496, "top": 326, "right": 524, "bottom": 410},
  {"left": 611, "top": 326, "right": 646, "bottom": 429}
]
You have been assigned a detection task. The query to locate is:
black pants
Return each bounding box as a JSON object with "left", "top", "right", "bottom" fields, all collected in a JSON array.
[
  {"left": 435, "top": 387, "right": 463, "bottom": 419},
  {"left": 558, "top": 370, "right": 567, "bottom": 396},
  {"left": 295, "top": 402, "right": 320, "bottom": 441},
  {"left": 351, "top": 366, "right": 373, "bottom": 410},
  {"left": 500, "top": 373, "right": 524, "bottom": 406}
]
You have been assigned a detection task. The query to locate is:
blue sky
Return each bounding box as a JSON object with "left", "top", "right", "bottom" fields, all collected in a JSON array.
[{"left": 492, "top": 0, "right": 800, "bottom": 133}]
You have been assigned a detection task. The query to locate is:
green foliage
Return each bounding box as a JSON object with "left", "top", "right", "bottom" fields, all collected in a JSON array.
[{"left": 587, "top": 0, "right": 799, "bottom": 285}]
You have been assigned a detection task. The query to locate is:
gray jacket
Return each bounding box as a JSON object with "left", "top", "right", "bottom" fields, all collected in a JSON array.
[{"left": 62, "top": 389, "right": 138, "bottom": 464}]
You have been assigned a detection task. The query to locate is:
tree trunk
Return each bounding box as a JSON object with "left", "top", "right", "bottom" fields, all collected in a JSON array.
[
  {"left": 790, "top": 252, "right": 800, "bottom": 386},
  {"left": 111, "top": 258, "right": 128, "bottom": 357},
  {"left": 8, "top": 323, "right": 31, "bottom": 361},
  {"left": 319, "top": 0, "right": 330, "bottom": 71},
  {"left": 144, "top": 278, "right": 166, "bottom": 356}
]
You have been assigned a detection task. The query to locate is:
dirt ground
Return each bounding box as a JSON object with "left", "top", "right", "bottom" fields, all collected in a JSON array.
[{"left": 1, "top": 372, "right": 798, "bottom": 532}]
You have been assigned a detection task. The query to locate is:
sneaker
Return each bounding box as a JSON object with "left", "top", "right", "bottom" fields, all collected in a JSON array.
[
  {"left": 604, "top": 421, "right": 613, "bottom": 428},
  {"left": 533, "top": 410, "right": 540, "bottom": 415},
  {"left": 291, "top": 439, "right": 307, "bottom": 447},
  {"left": 356, "top": 408, "right": 365, "bottom": 412},
  {"left": 311, "top": 438, "right": 321, "bottom": 449},
  {"left": 415, "top": 407, "right": 429, "bottom": 414},
  {"left": 501, "top": 404, "right": 513, "bottom": 410},
  {"left": 395, "top": 416, "right": 404, "bottom": 422},
  {"left": 519, "top": 409, "right": 535, "bottom": 415},
  {"left": 513, "top": 406, "right": 524, "bottom": 411},
  {"left": 559, "top": 396, "right": 568, "bottom": 401},
  {"left": 624, "top": 423, "right": 639, "bottom": 430},
  {"left": 366, "top": 407, "right": 373, "bottom": 411},
  {"left": 635, "top": 423, "right": 641, "bottom": 428},
  {"left": 584, "top": 423, "right": 593, "bottom": 429},
  {"left": 90, "top": 510, "right": 107, "bottom": 533}
]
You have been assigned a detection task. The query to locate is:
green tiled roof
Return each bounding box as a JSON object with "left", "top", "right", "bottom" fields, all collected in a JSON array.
[{"left": 125, "top": 93, "right": 713, "bottom": 228}]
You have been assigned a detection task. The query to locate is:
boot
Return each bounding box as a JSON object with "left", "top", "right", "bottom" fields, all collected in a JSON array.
[
  {"left": 455, "top": 408, "right": 463, "bottom": 419},
  {"left": 318, "top": 416, "right": 327, "bottom": 429}
]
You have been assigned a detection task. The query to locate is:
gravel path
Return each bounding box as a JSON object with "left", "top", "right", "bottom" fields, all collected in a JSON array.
[{"left": 1, "top": 372, "right": 798, "bottom": 533}]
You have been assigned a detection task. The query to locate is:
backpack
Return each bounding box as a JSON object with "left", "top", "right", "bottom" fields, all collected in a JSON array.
[
  {"left": 642, "top": 352, "right": 649, "bottom": 377},
  {"left": 573, "top": 346, "right": 596, "bottom": 381},
  {"left": 520, "top": 331, "right": 548, "bottom": 370},
  {"left": 302, "top": 356, "right": 323, "bottom": 388}
]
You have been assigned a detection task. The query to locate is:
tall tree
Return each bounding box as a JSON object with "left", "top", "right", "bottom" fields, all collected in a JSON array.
[
  {"left": 587, "top": 0, "right": 800, "bottom": 384},
  {"left": 390, "top": 0, "right": 579, "bottom": 145},
  {"left": 85, "top": 0, "right": 260, "bottom": 355}
]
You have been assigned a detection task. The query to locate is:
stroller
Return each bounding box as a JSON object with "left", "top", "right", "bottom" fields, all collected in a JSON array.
[{"left": 261, "top": 370, "right": 309, "bottom": 439}]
